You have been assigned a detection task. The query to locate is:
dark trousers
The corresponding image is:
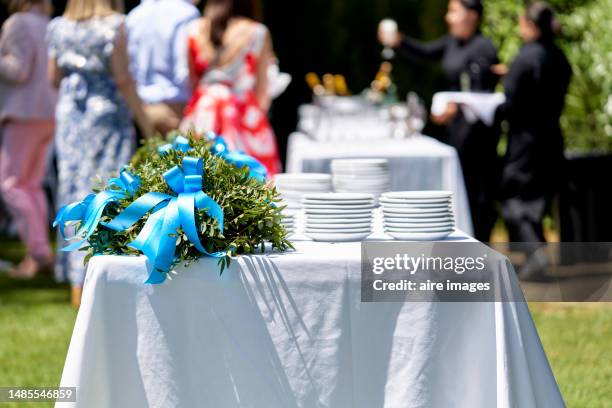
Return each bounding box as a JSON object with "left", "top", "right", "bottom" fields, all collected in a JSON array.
[{"left": 502, "top": 196, "right": 548, "bottom": 254}]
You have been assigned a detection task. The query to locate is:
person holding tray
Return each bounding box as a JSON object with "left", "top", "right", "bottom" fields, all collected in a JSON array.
[{"left": 378, "top": 0, "right": 501, "bottom": 242}]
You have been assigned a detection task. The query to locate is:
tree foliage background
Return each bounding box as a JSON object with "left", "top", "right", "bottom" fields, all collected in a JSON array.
[{"left": 483, "top": 0, "right": 612, "bottom": 153}]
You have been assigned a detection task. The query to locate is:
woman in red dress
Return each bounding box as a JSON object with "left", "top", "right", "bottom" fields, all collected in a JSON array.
[{"left": 181, "top": 0, "right": 281, "bottom": 175}]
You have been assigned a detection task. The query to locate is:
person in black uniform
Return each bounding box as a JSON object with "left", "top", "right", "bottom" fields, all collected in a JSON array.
[
  {"left": 378, "top": 0, "right": 501, "bottom": 242},
  {"left": 496, "top": 2, "right": 572, "bottom": 251}
]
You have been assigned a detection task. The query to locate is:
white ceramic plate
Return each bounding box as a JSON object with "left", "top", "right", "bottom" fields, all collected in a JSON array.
[
  {"left": 305, "top": 231, "right": 372, "bottom": 242},
  {"left": 302, "top": 201, "right": 374, "bottom": 208},
  {"left": 305, "top": 222, "right": 372, "bottom": 229},
  {"left": 381, "top": 191, "right": 453, "bottom": 199},
  {"left": 382, "top": 207, "right": 452, "bottom": 215},
  {"left": 303, "top": 193, "right": 375, "bottom": 201},
  {"left": 306, "top": 227, "right": 372, "bottom": 234},
  {"left": 303, "top": 204, "right": 375, "bottom": 210},
  {"left": 379, "top": 197, "right": 451, "bottom": 204},
  {"left": 383, "top": 216, "right": 453, "bottom": 223},
  {"left": 302, "top": 198, "right": 374, "bottom": 204},
  {"left": 385, "top": 226, "right": 454, "bottom": 232},
  {"left": 381, "top": 202, "right": 451, "bottom": 209},
  {"left": 306, "top": 216, "right": 371, "bottom": 223},
  {"left": 304, "top": 208, "right": 373, "bottom": 215},
  {"left": 386, "top": 230, "right": 453, "bottom": 241},
  {"left": 384, "top": 221, "right": 454, "bottom": 229},
  {"left": 306, "top": 212, "right": 374, "bottom": 219}
]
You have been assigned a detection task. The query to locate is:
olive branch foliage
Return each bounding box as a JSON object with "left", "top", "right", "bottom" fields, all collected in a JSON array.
[{"left": 81, "top": 134, "right": 293, "bottom": 277}]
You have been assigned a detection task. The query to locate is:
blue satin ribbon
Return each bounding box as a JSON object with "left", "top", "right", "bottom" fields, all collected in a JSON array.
[
  {"left": 207, "top": 132, "right": 268, "bottom": 182},
  {"left": 104, "top": 156, "right": 225, "bottom": 283},
  {"left": 54, "top": 167, "right": 140, "bottom": 252}
]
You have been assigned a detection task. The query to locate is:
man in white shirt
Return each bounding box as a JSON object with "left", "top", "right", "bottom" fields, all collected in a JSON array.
[{"left": 127, "top": 0, "right": 200, "bottom": 135}]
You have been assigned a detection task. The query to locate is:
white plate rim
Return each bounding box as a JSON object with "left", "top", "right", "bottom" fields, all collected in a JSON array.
[
  {"left": 384, "top": 222, "right": 454, "bottom": 228},
  {"left": 306, "top": 213, "right": 374, "bottom": 219},
  {"left": 382, "top": 208, "right": 453, "bottom": 214},
  {"left": 385, "top": 226, "right": 454, "bottom": 232},
  {"left": 305, "top": 227, "right": 372, "bottom": 233},
  {"left": 379, "top": 197, "right": 451, "bottom": 203},
  {"left": 303, "top": 193, "right": 375, "bottom": 201},
  {"left": 303, "top": 204, "right": 375, "bottom": 210},
  {"left": 305, "top": 209, "right": 374, "bottom": 215},
  {"left": 381, "top": 190, "right": 453, "bottom": 199},
  {"left": 386, "top": 230, "right": 453, "bottom": 241},
  {"left": 305, "top": 222, "right": 372, "bottom": 228},
  {"left": 383, "top": 216, "right": 454, "bottom": 223},
  {"left": 305, "top": 231, "right": 372, "bottom": 242},
  {"left": 381, "top": 203, "right": 451, "bottom": 209}
]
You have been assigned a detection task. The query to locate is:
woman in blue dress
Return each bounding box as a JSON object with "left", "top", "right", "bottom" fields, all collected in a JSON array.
[{"left": 47, "top": 0, "right": 153, "bottom": 306}]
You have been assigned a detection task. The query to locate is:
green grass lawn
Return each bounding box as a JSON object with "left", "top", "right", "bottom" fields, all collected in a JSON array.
[
  {"left": 530, "top": 303, "right": 612, "bottom": 408},
  {"left": 0, "top": 239, "right": 610, "bottom": 407}
]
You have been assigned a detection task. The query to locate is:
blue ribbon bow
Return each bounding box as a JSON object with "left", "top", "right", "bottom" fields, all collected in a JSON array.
[
  {"left": 104, "top": 156, "right": 225, "bottom": 284},
  {"left": 207, "top": 132, "right": 268, "bottom": 182},
  {"left": 54, "top": 167, "right": 140, "bottom": 252}
]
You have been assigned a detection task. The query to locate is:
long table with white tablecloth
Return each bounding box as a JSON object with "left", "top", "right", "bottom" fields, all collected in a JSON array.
[{"left": 56, "top": 230, "right": 564, "bottom": 408}]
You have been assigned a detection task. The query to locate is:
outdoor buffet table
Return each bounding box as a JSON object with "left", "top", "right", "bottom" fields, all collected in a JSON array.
[
  {"left": 286, "top": 132, "right": 473, "bottom": 235},
  {"left": 56, "top": 230, "right": 564, "bottom": 408}
]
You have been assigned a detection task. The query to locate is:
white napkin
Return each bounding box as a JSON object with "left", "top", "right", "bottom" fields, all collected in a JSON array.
[{"left": 431, "top": 92, "right": 505, "bottom": 126}]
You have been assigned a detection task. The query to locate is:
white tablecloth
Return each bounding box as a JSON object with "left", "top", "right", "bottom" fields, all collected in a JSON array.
[
  {"left": 57, "top": 231, "right": 563, "bottom": 408},
  {"left": 286, "top": 132, "right": 473, "bottom": 236}
]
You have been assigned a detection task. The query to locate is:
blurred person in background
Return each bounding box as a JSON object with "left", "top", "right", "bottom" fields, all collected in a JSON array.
[
  {"left": 180, "top": 0, "right": 281, "bottom": 175},
  {"left": 47, "top": 0, "right": 152, "bottom": 306},
  {"left": 378, "top": 0, "right": 501, "bottom": 242},
  {"left": 126, "top": 0, "right": 200, "bottom": 135},
  {"left": 495, "top": 2, "right": 571, "bottom": 279},
  {"left": 0, "top": 0, "right": 57, "bottom": 278}
]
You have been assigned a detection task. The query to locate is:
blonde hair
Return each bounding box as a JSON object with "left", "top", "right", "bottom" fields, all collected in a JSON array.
[{"left": 63, "top": 0, "right": 125, "bottom": 21}]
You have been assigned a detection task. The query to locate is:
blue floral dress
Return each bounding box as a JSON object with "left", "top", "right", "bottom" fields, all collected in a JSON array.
[{"left": 47, "top": 14, "right": 136, "bottom": 285}]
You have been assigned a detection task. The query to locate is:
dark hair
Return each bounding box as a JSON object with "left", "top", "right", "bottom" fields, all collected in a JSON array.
[
  {"left": 458, "top": 0, "right": 483, "bottom": 17},
  {"left": 525, "top": 1, "right": 560, "bottom": 39},
  {"left": 205, "top": 0, "right": 257, "bottom": 49}
]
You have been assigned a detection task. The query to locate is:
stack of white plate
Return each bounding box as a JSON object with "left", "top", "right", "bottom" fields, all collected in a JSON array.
[
  {"left": 302, "top": 193, "right": 374, "bottom": 242},
  {"left": 273, "top": 173, "right": 332, "bottom": 209},
  {"left": 331, "top": 159, "right": 390, "bottom": 202},
  {"left": 280, "top": 210, "right": 296, "bottom": 235},
  {"left": 380, "top": 191, "right": 455, "bottom": 240}
]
